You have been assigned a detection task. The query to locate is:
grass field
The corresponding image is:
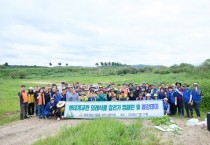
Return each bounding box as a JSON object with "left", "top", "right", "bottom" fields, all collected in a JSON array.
[
  {"left": 0, "top": 67, "right": 210, "bottom": 125},
  {"left": 33, "top": 118, "right": 162, "bottom": 145}
]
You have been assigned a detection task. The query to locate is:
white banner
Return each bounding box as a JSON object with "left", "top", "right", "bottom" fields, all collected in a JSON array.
[{"left": 64, "top": 100, "right": 164, "bottom": 118}]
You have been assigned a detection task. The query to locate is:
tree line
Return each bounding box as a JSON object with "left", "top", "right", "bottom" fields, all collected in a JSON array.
[{"left": 95, "top": 62, "right": 125, "bottom": 67}]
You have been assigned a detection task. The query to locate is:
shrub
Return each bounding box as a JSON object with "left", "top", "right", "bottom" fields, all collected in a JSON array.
[
  {"left": 18, "top": 70, "right": 26, "bottom": 79},
  {"left": 10, "top": 72, "right": 16, "bottom": 79}
]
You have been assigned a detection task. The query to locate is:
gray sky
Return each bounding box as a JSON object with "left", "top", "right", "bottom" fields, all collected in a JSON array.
[{"left": 0, "top": 0, "right": 210, "bottom": 66}]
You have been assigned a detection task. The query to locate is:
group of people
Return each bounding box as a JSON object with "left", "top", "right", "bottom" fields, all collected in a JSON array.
[{"left": 18, "top": 81, "right": 203, "bottom": 121}]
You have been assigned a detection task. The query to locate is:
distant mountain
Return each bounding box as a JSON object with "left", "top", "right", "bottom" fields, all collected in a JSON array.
[{"left": 131, "top": 64, "right": 161, "bottom": 68}]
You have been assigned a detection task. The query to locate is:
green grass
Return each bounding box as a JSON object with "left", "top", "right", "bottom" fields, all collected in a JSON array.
[
  {"left": 0, "top": 67, "right": 210, "bottom": 125},
  {"left": 34, "top": 118, "right": 161, "bottom": 145}
]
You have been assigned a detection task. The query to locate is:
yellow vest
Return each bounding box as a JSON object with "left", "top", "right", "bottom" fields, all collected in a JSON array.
[{"left": 28, "top": 94, "right": 35, "bottom": 103}]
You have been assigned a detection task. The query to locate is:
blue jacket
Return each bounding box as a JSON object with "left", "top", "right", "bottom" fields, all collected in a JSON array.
[
  {"left": 163, "top": 102, "right": 170, "bottom": 111},
  {"left": 192, "top": 88, "right": 202, "bottom": 102},
  {"left": 158, "top": 92, "right": 166, "bottom": 100},
  {"left": 44, "top": 102, "right": 56, "bottom": 116},
  {"left": 167, "top": 90, "right": 176, "bottom": 103},
  {"left": 183, "top": 88, "right": 191, "bottom": 103},
  {"left": 175, "top": 87, "right": 183, "bottom": 99},
  {"left": 53, "top": 93, "right": 63, "bottom": 104}
]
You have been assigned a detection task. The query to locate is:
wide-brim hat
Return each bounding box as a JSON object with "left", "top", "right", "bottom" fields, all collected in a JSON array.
[
  {"left": 146, "top": 93, "right": 151, "bottom": 97},
  {"left": 29, "top": 87, "right": 34, "bottom": 90},
  {"left": 153, "top": 93, "right": 158, "bottom": 97},
  {"left": 163, "top": 98, "right": 168, "bottom": 101},
  {"left": 175, "top": 82, "right": 182, "bottom": 86},
  {"left": 57, "top": 101, "right": 65, "bottom": 108},
  {"left": 193, "top": 83, "right": 198, "bottom": 86}
]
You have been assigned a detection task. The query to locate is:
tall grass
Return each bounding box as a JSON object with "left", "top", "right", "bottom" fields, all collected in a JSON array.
[{"left": 34, "top": 118, "right": 160, "bottom": 145}]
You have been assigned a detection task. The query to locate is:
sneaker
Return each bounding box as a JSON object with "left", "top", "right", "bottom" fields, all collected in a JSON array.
[{"left": 57, "top": 118, "right": 60, "bottom": 121}]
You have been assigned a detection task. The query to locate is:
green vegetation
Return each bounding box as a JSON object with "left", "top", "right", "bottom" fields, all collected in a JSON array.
[
  {"left": 0, "top": 59, "right": 210, "bottom": 125},
  {"left": 150, "top": 116, "right": 171, "bottom": 126},
  {"left": 34, "top": 118, "right": 160, "bottom": 145}
]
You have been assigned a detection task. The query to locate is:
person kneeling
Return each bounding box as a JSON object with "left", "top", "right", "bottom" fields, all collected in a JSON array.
[
  {"left": 44, "top": 98, "right": 56, "bottom": 119},
  {"left": 163, "top": 98, "right": 170, "bottom": 115},
  {"left": 56, "top": 101, "right": 65, "bottom": 121}
]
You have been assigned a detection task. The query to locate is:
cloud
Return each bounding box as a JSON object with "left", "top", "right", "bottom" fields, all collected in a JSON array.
[{"left": 0, "top": 0, "right": 210, "bottom": 66}]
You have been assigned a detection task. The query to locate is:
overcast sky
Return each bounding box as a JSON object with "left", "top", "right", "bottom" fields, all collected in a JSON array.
[{"left": 0, "top": 0, "right": 210, "bottom": 66}]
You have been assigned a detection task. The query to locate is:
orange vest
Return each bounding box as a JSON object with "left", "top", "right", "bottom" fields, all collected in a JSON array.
[
  {"left": 22, "top": 92, "right": 28, "bottom": 103},
  {"left": 38, "top": 93, "right": 45, "bottom": 105}
]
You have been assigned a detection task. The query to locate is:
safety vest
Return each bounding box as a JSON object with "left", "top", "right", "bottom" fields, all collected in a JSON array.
[{"left": 22, "top": 92, "right": 28, "bottom": 103}]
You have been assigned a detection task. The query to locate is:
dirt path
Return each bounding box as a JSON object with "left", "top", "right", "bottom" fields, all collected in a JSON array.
[
  {"left": 0, "top": 117, "right": 85, "bottom": 145},
  {"left": 0, "top": 117, "right": 210, "bottom": 145},
  {"left": 153, "top": 117, "right": 210, "bottom": 145}
]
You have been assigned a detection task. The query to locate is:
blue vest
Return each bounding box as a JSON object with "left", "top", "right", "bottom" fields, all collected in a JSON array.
[
  {"left": 163, "top": 102, "right": 169, "bottom": 111},
  {"left": 183, "top": 89, "right": 191, "bottom": 103},
  {"left": 192, "top": 88, "right": 202, "bottom": 102},
  {"left": 167, "top": 90, "right": 176, "bottom": 103}
]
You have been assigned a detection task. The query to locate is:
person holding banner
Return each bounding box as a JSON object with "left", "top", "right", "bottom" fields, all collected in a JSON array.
[
  {"left": 97, "top": 90, "right": 107, "bottom": 101},
  {"left": 163, "top": 98, "right": 170, "bottom": 115}
]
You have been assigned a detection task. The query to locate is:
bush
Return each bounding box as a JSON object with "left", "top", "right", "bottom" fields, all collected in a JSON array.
[
  {"left": 18, "top": 70, "right": 26, "bottom": 79},
  {"left": 10, "top": 72, "right": 16, "bottom": 79}
]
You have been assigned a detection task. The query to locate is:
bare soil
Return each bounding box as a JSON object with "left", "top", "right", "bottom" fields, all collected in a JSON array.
[{"left": 0, "top": 117, "right": 209, "bottom": 145}]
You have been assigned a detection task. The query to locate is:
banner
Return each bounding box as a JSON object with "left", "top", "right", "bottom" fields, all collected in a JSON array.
[{"left": 64, "top": 100, "right": 164, "bottom": 118}]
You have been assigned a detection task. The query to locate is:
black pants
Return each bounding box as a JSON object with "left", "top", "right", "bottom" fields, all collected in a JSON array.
[
  {"left": 184, "top": 102, "right": 193, "bottom": 117},
  {"left": 193, "top": 101, "right": 201, "bottom": 117},
  {"left": 20, "top": 103, "right": 28, "bottom": 119},
  {"left": 28, "top": 103, "right": 35, "bottom": 115},
  {"left": 177, "top": 99, "right": 184, "bottom": 116},
  {"left": 169, "top": 102, "right": 177, "bottom": 115}
]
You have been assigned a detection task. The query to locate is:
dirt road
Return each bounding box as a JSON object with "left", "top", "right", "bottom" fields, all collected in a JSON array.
[
  {"left": 0, "top": 117, "right": 85, "bottom": 145},
  {"left": 0, "top": 117, "right": 210, "bottom": 145}
]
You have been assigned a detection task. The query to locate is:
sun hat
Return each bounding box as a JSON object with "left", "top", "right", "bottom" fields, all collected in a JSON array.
[
  {"left": 175, "top": 82, "right": 182, "bottom": 86},
  {"left": 29, "top": 87, "right": 33, "bottom": 90},
  {"left": 146, "top": 93, "right": 151, "bottom": 97},
  {"left": 153, "top": 93, "right": 158, "bottom": 97},
  {"left": 163, "top": 98, "right": 168, "bottom": 101},
  {"left": 56, "top": 101, "right": 65, "bottom": 108},
  {"left": 193, "top": 83, "right": 198, "bottom": 86},
  {"left": 50, "top": 97, "right": 54, "bottom": 101}
]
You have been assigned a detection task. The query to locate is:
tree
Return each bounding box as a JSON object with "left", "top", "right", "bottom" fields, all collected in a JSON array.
[
  {"left": 95, "top": 62, "right": 99, "bottom": 67},
  {"left": 202, "top": 59, "right": 210, "bottom": 68},
  {"left": 4, "top": 62, "right": 9, "bottom": 67},
  {"left": 104, "top": 62, "right": 107, "bottom": 66},
  {"left": 49, "top": 62, "right": 52, "bottom": 67},
  {"left": 58, "top": 62, "right": 62, "bottom": 66},
  {"left": 112, "top": 62, "right": 114, "bottom": 66},
  {"left": 100, "top": 62, "right": 104, "bottom": 66},
  {"left": 66, "top": 63, "right": 69, "bottom": 67},
  {"left": 108, "top": 62, "right": 111, "bottom": 66}
]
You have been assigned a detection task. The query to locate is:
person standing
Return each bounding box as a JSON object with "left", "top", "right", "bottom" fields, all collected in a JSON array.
[
  {"left": 37, "top": 88, "right": 45, "bottom": 119},
  {"left": 192, "top": 83, "right": 202, "bottom": 118},
  {"left": 183, "top": 84, "right": 193, "bottom": 118},
  {"left": 18, "top": 85, "right": 29, "bottom": 120},
  {"left": 44, "top": 87, "right": 51, "bottom": 108},
  {"left": 175, "top": 82, "right": 184, "bottom": 116},
  {"left": 167, "top": 86, "right": 177, "bottom": 115},
  {"left": 27, "top": 87, "right": 36, "bottom": 117}
]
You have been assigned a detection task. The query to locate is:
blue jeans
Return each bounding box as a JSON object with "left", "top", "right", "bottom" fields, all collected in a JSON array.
[
  {"left": 193, "top": 101, "right": 201, "bottom": 117},
  {"left": 37, "top": 105, "right": 44, "bottom": 118}
]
